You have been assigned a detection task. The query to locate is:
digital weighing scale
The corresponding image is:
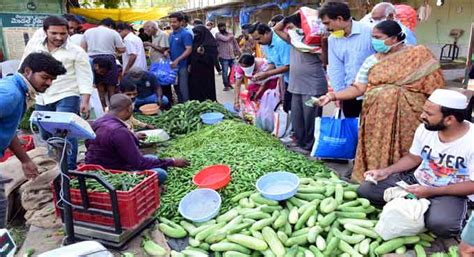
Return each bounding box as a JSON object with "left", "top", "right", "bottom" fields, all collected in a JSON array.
[{"left": 30, "top": 111, "right": 155, "bottom": 249}]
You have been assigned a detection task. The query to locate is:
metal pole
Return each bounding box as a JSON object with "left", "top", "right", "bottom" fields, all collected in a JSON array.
[{"left": 54, "top": 131, "right": 75, "bottom": 245}]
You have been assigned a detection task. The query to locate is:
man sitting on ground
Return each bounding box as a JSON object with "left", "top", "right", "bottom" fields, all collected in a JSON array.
[
  {"left": 358, "top": 89, "right": 474, "bottom": 238},
  {"left": 85, "top": 94, "right": 189, "bottom": 184}
]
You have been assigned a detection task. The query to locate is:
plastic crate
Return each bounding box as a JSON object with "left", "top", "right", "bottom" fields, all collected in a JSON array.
[
  {"left": 52, "top": 164, "right": 160, "bottom": 229},
  {"left": 0, "top": 135, "right": 35, "bottom": 162}
]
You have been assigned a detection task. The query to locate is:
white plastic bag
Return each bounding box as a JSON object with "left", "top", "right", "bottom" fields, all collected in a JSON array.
[
  {"left": 375, "top": 197, "right": 430, "bottom": 240},
  {"left": 255, "top": 88, "right": 280, "bottom": 132},
  {"left": 272, "top": 104, "right": 289, "bottom": 138}
]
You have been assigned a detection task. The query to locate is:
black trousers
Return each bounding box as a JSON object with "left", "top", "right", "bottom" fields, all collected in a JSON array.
[
  {"left": 341, "top": 98, "right": 362, "bottom": 118},
  {"left": 161, "top": 86, "right": 173, "bottom": 110},
  {"left": 357, "top": 172, "right": 468, "bottom": 238}
]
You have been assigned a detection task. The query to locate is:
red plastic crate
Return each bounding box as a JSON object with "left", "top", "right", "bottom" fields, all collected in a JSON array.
[
  {"left": 0, "top": 135, "right": 35, "bottom": 162},
  {"left": 52, "top": 164, "right": 160, "bottom": 229}
]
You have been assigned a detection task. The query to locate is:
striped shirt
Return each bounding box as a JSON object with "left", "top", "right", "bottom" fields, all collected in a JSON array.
[{"left": 354, "top": 54, "right": 379, "bottom": 85}]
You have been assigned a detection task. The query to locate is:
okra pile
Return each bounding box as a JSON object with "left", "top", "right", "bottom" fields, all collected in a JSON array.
[
  {"left": 159, "top": 177, "right": 439, "bottom": 257},
  {"left": 136, "top": 100, "right": 238, "bottom": 137},
  {"left": 156, "top": 121, "right": 333, "bottom": 221},
  {"left": 70, "top": 170, "right": 147, "bottom": 192}
]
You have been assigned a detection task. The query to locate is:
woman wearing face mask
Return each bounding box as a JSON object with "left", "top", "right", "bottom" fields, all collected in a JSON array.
[
  {"left": 318, "top": 20, "right": 444, "bottom": 182},
  {"left": 233, "top": 53, "right": 279, "bottom": 110}
]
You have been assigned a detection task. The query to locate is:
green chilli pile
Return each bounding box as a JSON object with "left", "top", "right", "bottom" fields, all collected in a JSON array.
[
  {"left": 157, "top": 177, "right": 442, "bottom": 257},
  {"left": 70, "top": 170, "right": 147, "bottom": 192},
  {"left": 136, "top": 100, "right": 238, "bottom": 137},
  {"left": 156, "top": 120, "right": 333, "bottom": 221}
]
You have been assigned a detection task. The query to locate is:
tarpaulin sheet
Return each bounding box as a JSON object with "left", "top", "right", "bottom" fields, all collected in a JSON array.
[
  {"left": 239, "top": 0, "right": 298, "bottom": 26},
  {"left": 70, "top": 6, "right": 171, "bottom": 22}
]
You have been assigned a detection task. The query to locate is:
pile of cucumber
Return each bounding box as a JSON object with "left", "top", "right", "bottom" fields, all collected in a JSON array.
[{"left": 157, "top": 177, "right": 441, "bottom": 257}]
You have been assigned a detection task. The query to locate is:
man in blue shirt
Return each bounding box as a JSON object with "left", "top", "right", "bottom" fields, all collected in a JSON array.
[
  {"left": 167, "top": 12, "right": 193, "bottom": 103},
  {"left": 360, "top": 2, "right": 417, "bottom": 46},
  {"left": 0, "top": 52, "right": 66, "bottom": 180},
  {"left": 319, "top": 1, "right": 375, "bottom": 118},
  {"left": 248, "top": 22, "right": 292, "bottom": 112}
]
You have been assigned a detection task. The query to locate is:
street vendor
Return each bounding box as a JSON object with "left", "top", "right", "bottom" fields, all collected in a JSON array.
[
  {"left": 85, "top": 94, "right": 189, "bottom": 184},
  {"left": 357, "top": 89, "right": 474, "bottom": 238},
  {"left": 119, "top": 79, "right": 155, "bottom": 131},
  {"left": 0, "top": 52, "right": 66, "bottom": 227},
  {"left": 233, "top": 53, "right": 279, "bottom": 110}
]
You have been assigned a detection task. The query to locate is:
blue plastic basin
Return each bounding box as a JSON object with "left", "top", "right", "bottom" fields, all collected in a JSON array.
[
  {"left": 223, "top": 103, "right": 238, "bottom": 114},
  {"left": 256, "top": 172, "right": 300, "bottom": 201},
  {"left": 201, "top": 112, "right": 224, "bottom": 125},
  {"left": 179, "top": 188, "right": 221, "bottom": 222}
]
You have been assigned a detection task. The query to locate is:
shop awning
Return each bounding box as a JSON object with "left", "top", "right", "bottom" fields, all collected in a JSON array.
[{"left": 70, "top": 6, "right": 171, "bottom": 22}]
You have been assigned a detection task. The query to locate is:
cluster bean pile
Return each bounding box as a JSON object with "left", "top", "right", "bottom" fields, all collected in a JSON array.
[
  {"left": 70, "top": 170, "right": 147, "bottom": 192},
  {"left": 136, "top": 100, "right": 238, "bottom": 137},
  {"left": 156, "top": 121, "right": 333, "bottom": 221},
  {"left": 158, "top": 177, "right": 441, "bottom": 257}
]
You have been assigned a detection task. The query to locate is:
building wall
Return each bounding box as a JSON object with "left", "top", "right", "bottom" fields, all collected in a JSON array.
[{"left": 405, "top": 0, "right": 473, "bottom": 58}]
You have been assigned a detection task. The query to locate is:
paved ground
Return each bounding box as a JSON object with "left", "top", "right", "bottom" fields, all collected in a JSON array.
[{"left": 17, "top": 69, "right": 466, "bottom": 256}]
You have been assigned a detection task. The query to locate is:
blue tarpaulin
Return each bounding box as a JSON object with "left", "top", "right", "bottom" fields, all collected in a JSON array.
[
  {"left": 207, "top": 7, "right": 235, "bottom": 20},
  {"left": 239, "top": 0, "right": 298, "bottom": 26}
]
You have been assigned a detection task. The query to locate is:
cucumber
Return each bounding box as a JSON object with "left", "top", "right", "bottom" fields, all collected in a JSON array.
[
  {"left": 181, "top": 249, "right": 208, "bottom": 257},
  {"left": 309, "top": 246, "right": 324, "bottom": 257},
  {"left": 295, "top": 193, "right": 325, "bottom": 201},
  {"left": 232, "top": 191, "right": 254, "bottom": 202},
  {"left": 245, "top": 211, "right": 271, "bottom": 220},
  {"left": 251, "top": 193, "right": 279, "bottom": 206},
  {"left": 338, "top": 240, "right": 362, "bottom": 257},
  {"left": 357, "top": 198, "right": 371, "bottom": 208},
  {"left": 395, "top": 245, "right": 407, "bottom": 254},
  {"left": 285, "top": 235, "right": 308, "bottom": 247},
  {"left": 316, "top": 235, "right": 326, "bottom": 251},
  {"left": 338, "top": 218, "right": 375, "bottom": 228},
  {"left": 217, "top": 209, "right": 240, "bottom": 223},
  {"left": 369, "top": 241, "right": 379, "bottom": 257},
  {"left": 227, "top": 234, "right": 269, "bottom": 251},
  {"left": 252, "top": 211, "right": 278, "bottom": 231},
  {"left": 359, "top": 238, "right": 371, "bottom": 255},
  {"left": 289, "top": 207, "right": 299, "bottom": 224},
  {"left": 414, "top": 244, "right": 427, "bottom": 257},
  {"left": 332, "top": 228, "right": 365, "bottom": 244},
  {"left": 343, "top": 191, "right": 357, "bottom": 200},
  {"left": 402, "top": 235, "right": 420, "bottom": 245},
  {"left": 323, "top": 237, "right": 340, "bottom": 256},
  {"left": 288, "top": 197, "right": 307, "bottom": 208},
  {"left": 223, "top": 251, "right": 252, "bottom": 257},
  {"left": 195, "top": 223, "right": 224, "bottom": 241},
  {"left": 320, "top": 197, "right": 338, "bottom": 214},
  {"left": 307, "top": 226, "right": 323, "bottom": 244},
  {"left": 295, "top": 205, "right": 317, "bottom": 230},
  {"left": 262, "top": 227, "right": 286, "bottom": 257},
  {"left": 277, "top": 231, "right": 289, "bottom": 244},
  {"left": 343, "top": 224, "right": 378, "bottom": 239},
  {"left": 180, "top": 220, "right": 197, "bottom": 235},
  {"left": 419, "top": 233, "right": 435, "bottom": 242},
  {"left": 188, "top": 238, "right": 200, "bottom": 247},
  {"left": 292, "top": 228, "right": 311, "bottom": 237},
  {"left": 239, "top": 198, "right": 255, "bottom": 208},
  {"left": 261, "top": 205, "right": 283, "bottom": 213},
  {"left": 324, "top": 186, "right": 335, "bottom": 197},
  {"left": 158, "top": 223, "right": 187, "bottom": 238},
  {"left": 319, "top": 212, "right": 337, "bottom": 228},
  {"left": 306, "top": 215, "right": 317, "bottom": 227},
  {"left": 337, "top": 200, "right": 361, "bottom": 209},
  {"left": 336, "top": 212, "right": 367, "bottom": 219},
  {"left": 374, "top": 238, "right": 405, "bottom": 255},
  {"left": 297, "top": 187, "right": 326, "bottom": 194},
  {"left": 335, "top": 184, "right": 344, "bottom": 204},
  {"left": 228, "top": 223, "right": 252, "bottom": 234},
  {"left": 273, "top": 209, "right": 289, "bottom": 229}
]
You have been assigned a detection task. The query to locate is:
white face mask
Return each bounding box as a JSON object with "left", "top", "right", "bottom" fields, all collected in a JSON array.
[{"left": 241, "top": 63, "right": 255, "bottom": 77}]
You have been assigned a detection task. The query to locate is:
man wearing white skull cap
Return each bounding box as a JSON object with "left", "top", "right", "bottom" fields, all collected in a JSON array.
[{"left": 358, "top": 89, "right": 473, "bottom": 238}]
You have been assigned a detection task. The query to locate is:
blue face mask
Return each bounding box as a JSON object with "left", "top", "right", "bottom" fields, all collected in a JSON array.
[
  {"left": 372, "top": 38, "right": 403, "bottom": 53},
  {"left": 371, "top": 38, "right": 390, "bottom": 53}
]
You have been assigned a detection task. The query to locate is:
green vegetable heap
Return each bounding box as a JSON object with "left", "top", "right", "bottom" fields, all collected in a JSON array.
[
  {"left": 157, "top": 120, "right": 333, "bottom": 221},
  {"left": 70, "top": 170, "right": 147, "bottom": 192},
  {"left": 136, "top": 100, "right": 238, "bottom": 137},
  {"left": 159, "top": 177, "right": 442, "bottom": 257}
]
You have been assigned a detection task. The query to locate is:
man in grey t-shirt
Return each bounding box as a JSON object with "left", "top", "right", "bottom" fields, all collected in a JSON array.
[
  {"left": 274, "top": 16, "right": 328, "bottom": 152},
  {"left": 81, "top": 18, "right": 126, "bottom": 108}
]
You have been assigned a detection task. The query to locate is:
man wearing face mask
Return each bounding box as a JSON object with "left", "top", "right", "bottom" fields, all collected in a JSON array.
[
  {"left": 357, "top": 89, "right": 474, "bottom": 238},
  {"left": 360, "top": 2, "right": 417, "bottom": 45},
  {"left": 0, "top": 52, "right": 66, "bottom": 227},
  {"left": 319, "top": 1, "right": 374, "bottom": 118}
]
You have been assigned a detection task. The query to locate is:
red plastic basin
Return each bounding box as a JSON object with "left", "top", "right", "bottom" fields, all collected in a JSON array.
[{"left": 193, "top": 165, "right": 231, "bottom": 190}]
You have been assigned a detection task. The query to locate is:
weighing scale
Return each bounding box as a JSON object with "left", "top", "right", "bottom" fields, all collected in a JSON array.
[{"left": 30, "top": 111, "right": 155, "bottom": 249}]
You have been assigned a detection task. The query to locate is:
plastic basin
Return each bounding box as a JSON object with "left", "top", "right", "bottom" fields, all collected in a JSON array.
[
  {"left": 179, "top": 188, "right": 221, "bottom": 222},
  {"left": 223, "top": 103, "right": 238, "bottom": 114},
  {"left": 256, "top": 172, "right": 300, "bottom": 201},
  {"left": 193, "top": 165, "right": 231, "bottom": 190},
  {"left": 200, "top": 112, "right": 224, "bottom": 125}
]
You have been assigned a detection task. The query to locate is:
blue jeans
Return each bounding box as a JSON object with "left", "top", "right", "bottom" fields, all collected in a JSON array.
[
  {"left": 219, "top": 58, "right": 235, "bottom": 87},
  {"left": 134, "top": 94, "right": 170, "bottom": 112},
  {"left": 143, "top": 154, "right": 168, "bottom": 185},
  {"left": 176, "top": 67, "right": 189, "bottom": 103},
  {"left": 35, "top": 96, "right": 80, "bottom": 170}
]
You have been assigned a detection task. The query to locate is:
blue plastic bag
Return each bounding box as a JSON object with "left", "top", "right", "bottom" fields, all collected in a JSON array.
[
  {"left": 149, "top": 59, "right": 177, "bottom": 85},
  {"left": 310, "top": 110, "right": 359, "bottom": 159}
]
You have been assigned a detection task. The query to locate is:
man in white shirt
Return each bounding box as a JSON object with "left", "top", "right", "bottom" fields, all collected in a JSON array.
[
  {"left": 358, "top": 89, "right": 474, "bottom": 238},
  {"left": 117, "top": 23, "right": 147, "bottom": 75},
  {"left": 82, "top": 18, "right": 126, "bottom": 107},
  {"left": 22, "top": 16, "right": 94, "bottom": 170},
  {"left": 30, "top": 13, "right": 81, "bottom": 43}
]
